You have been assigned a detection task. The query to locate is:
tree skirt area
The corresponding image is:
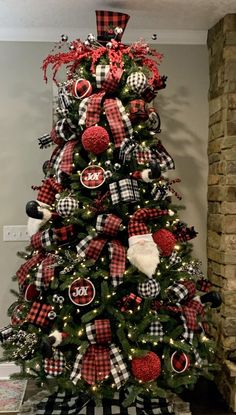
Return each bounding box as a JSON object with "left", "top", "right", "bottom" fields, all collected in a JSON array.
[{"left": 0, "top": 380, "right": 27, "bottom": 413}]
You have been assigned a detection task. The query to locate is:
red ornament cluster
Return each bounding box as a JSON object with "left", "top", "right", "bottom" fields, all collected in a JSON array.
[
  {"left": 81, "top": 126, "right": 110, "bottom": 155},
  {"left": 153, "top": 229, "right": 176, "bottom": 256},
  {"left": 131, "top": 351, "right": 161, "bottom": 382}
]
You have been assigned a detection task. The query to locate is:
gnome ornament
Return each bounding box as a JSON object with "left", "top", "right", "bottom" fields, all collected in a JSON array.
[{"left": 127, "top": 208, "right": 174, "bottom": 278}]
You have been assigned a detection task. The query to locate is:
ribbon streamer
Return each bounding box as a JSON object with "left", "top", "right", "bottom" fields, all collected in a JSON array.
[
  {"left": 71, "top": 319, "right": 129, "bottom": 388},
  {"left": 76, "top": 214, "right": 126, "bottom": 287}
]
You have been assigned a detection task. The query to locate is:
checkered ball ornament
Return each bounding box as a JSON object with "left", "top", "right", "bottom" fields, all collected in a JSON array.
[
  {"left": 56, "top": 196, "right": 79, "bottom": 217},
  {"left": 126, "top": 72, "right": 147, "bottom": 95}
]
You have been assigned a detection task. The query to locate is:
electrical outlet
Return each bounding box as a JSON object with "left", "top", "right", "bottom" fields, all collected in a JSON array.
[{"left": 3, "top": 225, "right": 29, "bottom": 242}]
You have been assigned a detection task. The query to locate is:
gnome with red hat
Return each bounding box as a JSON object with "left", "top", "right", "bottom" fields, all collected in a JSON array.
[{"left": 127, "top": 207, "right": 175, "bottom": 277}]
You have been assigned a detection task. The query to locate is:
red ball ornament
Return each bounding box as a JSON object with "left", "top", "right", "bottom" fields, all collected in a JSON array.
[
  {"left": 71, "top": 78, "right": 92, "bottom": 99},
  {"left": 81, "top": 126, "right": 110, "bottom": 155},
  {"left": 131, "top": 351, "right": 161, "bottom": 382},
  {"left": 153, "top": 229, "right": 176, "bottom": 257}
]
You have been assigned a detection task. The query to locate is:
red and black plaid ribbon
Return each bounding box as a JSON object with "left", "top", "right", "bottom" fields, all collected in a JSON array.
[
  {"left": 119, "top": 293, "right": 142, "bottom": 312},
  {"left": 27, "top": 301, "right": 53, "bottom": 328},
  {"left": 16, "top": 252, "right": 45, "bottom": 287},
  {"left": 128, "top": 208, "right": 169, "bottom": 237},
  {"left": 153, "top": 299, "right": 205, "bottom": 331},
  {"left": 36, "top": 254, "right": 56, "bottom": 290},
  {"left": 77, "top": 214, "right": 125, "bottom": 287},
  {"left": 37, "top": 178, "right": 63, "bottom": 205},
  {"left": 60, "top": 140, "right": 78, "bottom": 175},
  {"left": 172, "top": 222, "right": 198, "bottom": 242}
]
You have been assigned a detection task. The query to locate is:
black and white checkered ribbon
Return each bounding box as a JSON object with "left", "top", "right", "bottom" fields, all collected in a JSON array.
[
  {"left": 58, "top": 86, "right": 71, "bottom": 109},
  {"left": 167, "top": 282, "right": 189, "bottom": 303},
  {"left": 78, "top": 97, "right": 89, "bottom": 128},
  {"left": 44, "top": 350, "right": 65, "bottom": 376},
  {"left": 55, "top": 118, "right": 77, "bottom": 142},
  {"left": 96, "top": 65, "right": 110, "bottom": 88},
  {"left": 150, "top": 317, "right": 164, "bottom": 341},
  {"left": 71, "top": 323, "right": 129, "bottom": 389},
  {"left": 76, "top": 234, "right": 95, "bottom": 259},
  {"left": 119, "top": 138, "right": 138, "bottom": 162},
  {"left": 41, "top": 229, "right": 57, "bottom": 249}
]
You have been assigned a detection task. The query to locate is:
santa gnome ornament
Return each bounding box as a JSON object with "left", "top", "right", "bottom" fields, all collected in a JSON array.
[{"left": 127, "top": 208, "right": 174, "bottom": 278}]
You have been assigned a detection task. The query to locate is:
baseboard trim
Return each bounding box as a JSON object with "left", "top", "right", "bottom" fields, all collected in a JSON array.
[{"left": 0, "top": 362, "right": 20, "bottom": 379}]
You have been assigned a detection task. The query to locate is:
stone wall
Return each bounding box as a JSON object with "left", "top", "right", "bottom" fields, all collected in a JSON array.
[{"left": 207, "top": 14, "right": 236, "bottom": 412}]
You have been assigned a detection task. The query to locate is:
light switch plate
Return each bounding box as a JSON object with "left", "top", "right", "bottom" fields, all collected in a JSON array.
[{"left": 3, "top": 225, "right": 29, "bottom": 242}]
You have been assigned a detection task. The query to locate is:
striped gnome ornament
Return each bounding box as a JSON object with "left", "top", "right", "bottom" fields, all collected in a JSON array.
[{"left": 127, "top": 208, "right": 174, "bottom": 278}]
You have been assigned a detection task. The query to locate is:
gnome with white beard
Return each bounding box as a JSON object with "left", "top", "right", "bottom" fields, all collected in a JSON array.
[{"left": 127, "top": 207, "right": 174, "bottom": 278}]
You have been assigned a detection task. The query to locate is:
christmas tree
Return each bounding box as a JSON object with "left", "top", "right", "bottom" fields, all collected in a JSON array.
[{"left": 1, "top": 10, "right": 222, "bottom": 415}]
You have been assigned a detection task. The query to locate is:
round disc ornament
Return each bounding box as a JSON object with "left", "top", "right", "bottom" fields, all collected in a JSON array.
[
  {"left": 11, "top": 304, "right": 26, "bottom": 326},
  {"left": 69, "top": 278, "right": 95, "bottom": 306},
  {"left": 80, "top": 165, "right": 105, "bottom": 189},
  {"left": 170, "top": 351, "right": 190, "bottom": 373}
]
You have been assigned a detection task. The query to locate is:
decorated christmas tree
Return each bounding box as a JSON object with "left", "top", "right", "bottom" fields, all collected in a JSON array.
[{"left": 1, "top": 10, "right": 222, "bottom": 415}]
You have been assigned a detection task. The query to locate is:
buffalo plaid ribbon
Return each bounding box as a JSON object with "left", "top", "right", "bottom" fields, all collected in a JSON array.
[
  {"left": 150, "top": 141, "right": 175, "bottom": 171},
  {"left": 128, "top": 208, "right": 169, "bottom": 237},
  {"left": 167, "top": 280, "right": 196, "bottom": 303},
  {"left": 76, "top": 214, "right": 125, "bottom": 286},
  {"left": 55, "top": 117, "right": 77, "bottom": 142},
  {"left": 141, "top": 84, "right": 157, "bottom": 102},
  {"left": 37, "top": 178, "right": 63, "bottom": 205},
  {"left": 35, "top": 254, "right": 57, "bottom": 290},
  {"left": 58, "top": 85, "right": 71, "bottom": 109},
  {"left": 79, "top": 94, "right": 133, "bottom": 148},
  {"left": 149, "top": 316, "right": 164, "bottom": 341},
  {"left": 71, "top": 319, "right": 129, "bottom": 388},
  {"left": 172, "top": 222, "right": 198, "bottom": 242},
  {"left": 129, "top": 99, "right": 148, "bottom": 123},
  {"left": 60, "top": 140, "right": 78, "bottom": 175},
  {"left": 153, "top": 299, "right": 205, "bottom": 342},
  {"left": 16, "top": 252, "right": 45, "bottom": 287},
  {"left": 197, "top": 278, "right": 212, "bottom": 292},
  {"left": 27, "top": 301, "right": 53, "bottom": 328},
  {"left": 119, "top": 293, "right": 142, "bottom": 312},
  {"left": 35, "top": 391, "right": 175, "bottom": 414},
  {"left": 44, "top": 350, "right": 65, "bottom": 376},
  {"left": 96, "top": 65, "right": 123, "bottom": 92}
]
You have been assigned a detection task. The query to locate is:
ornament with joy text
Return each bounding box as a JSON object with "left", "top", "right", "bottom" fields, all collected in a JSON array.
[
  {"left": 69, "top": 278, "right": 95, "bottom": 306},
  {"left": 80, "top": 165, "right": 105, "bottom": 189}
]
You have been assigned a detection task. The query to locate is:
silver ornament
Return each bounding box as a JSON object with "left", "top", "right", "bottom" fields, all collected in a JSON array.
[
  {"left": 87, "top": 33, "right": 95, "bottom": 43},
  {"left": 105, "top": 170, "right": 112, "bottom": 179},
  {"left": 114, "top": 26, "right": 123, "bottom": 36},
  {"left": 114, "top": 163, "right": 121, "bottom": 171},
  {"left": 105, "top": 160, "right": 112, "bottom": 168},
  {"left": 48, "top": 310, "right": 57, "bottom": 320},
  {"left": 106, "top": 42, "right": 112, "bottom": 49},
  {"left": 69, "top": 44, "right": 75, "bottom": 50},
  {"left": 84, "top": 40, "right": 90, "bottom": 46},
  {"left": 61, "top": 34, "right": 68, "bottom": 42},
  {"left": 152, "top": 34, "right": 157, "bottom": 40}
]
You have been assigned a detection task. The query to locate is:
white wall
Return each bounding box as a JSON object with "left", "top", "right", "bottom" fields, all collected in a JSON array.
[{"left": 0, "top": 42, "right": 209, "bottom": 342}]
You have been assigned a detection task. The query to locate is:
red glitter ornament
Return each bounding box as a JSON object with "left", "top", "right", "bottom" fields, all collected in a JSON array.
[
  {"left": 153, "top": 229, "right": 176, "bottom": 257},
  {"left": 81, "top": 126, "right": 110, "bottom": 155},
  {"left": 131, "top": 351, "right": 161, "bottom": 382}
]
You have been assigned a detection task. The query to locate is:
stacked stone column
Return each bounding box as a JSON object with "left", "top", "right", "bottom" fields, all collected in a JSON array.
[{"left": 207, "top": 14, "right": 236, "bottom": 411}]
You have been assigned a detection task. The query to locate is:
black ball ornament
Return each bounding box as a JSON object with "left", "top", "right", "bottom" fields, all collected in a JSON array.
[
  {"left": 152, "top": 33, "right": 157, "bottom": 40},
  {"left": 26, "top": 201, "right": 43, "bottom": 219},
  {"left": 61, "top": 34, "right": 68, "bottom": 42}
]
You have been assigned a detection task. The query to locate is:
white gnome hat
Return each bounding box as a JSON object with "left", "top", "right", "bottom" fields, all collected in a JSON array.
[{"left": 127, "top": 208, "right": 172, "bottom": 278}]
